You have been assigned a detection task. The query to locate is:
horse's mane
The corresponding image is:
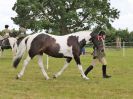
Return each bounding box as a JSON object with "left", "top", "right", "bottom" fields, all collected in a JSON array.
[
  {"left": 66, "top": 30, "right": 92, "bottom": 36},
  {"left": 38, "top": 30, "right": 92, "bottom": 37}
]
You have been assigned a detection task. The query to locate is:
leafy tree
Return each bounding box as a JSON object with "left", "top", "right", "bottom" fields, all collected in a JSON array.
[
  {"left": 129, "top": 31, "right": 133, "bottom": 42},
  {"left": 12, "top": 0, "right": 119, "bottom": 35},
  {"left": 10, "top": 28, "right": 20, "bottom": 37},
  {"left": 0, "top": 31, "right": 4, "bottom": 36},
  {"left": 105, "top": 27, "right": 116, "bottom": 43},
  {"left": 116, "top": 29, "right": 129, "bottom": 42},
  {"left": 105, "top": 28, "right": 133, "bottom": 46}
]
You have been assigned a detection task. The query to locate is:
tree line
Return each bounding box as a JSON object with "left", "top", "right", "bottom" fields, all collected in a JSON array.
[
  {"left": 1, "top": 0, "right": 133, "bottom": 44},
  {"left": 1, "top": 27, "right": 133, "bottom": 45},
  {"left": 105, "top": 28, "right": 133, "bottom": 46},
  {"left": 11, "top": 0, "right": 119, "bottom": 35}
]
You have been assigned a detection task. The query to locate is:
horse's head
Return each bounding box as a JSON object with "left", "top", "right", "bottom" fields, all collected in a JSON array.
[{"left": 90, "top": 31, "right": 105, "bottom": 52}]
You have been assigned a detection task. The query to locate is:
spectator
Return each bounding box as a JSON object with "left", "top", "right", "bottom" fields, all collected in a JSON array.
[{"left": 2, "top": 25, "right": 11, "bottom": 39}]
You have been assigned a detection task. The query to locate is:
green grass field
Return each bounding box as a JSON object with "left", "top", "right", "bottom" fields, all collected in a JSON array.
[{"left": 0, "top": 48, "right": 133, "bottom": 99}]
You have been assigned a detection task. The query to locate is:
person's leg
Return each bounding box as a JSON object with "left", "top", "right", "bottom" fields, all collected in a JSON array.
[
  {"left": 82, "top": 47, "right": 85, "bottom": 55},
  {"left": 84, "top": 57, "right": 97, "bottom": 76},
  {"left": 99, "top": 57, "right": 111, "bottom": 78}
]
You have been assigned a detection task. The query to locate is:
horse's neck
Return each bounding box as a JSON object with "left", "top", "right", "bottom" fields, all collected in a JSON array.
[{"left": 77, "top": 31, "right": 91, "bottom": 42}]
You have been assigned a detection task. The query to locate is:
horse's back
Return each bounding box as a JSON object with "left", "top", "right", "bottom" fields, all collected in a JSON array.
[{"left": 26, "top": 31, "right": 92, "bottom": 58}]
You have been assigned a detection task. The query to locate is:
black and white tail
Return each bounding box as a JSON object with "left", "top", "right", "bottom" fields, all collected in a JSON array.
[{"left": 13, "top": 37, "right": 28, "bottom": 68}]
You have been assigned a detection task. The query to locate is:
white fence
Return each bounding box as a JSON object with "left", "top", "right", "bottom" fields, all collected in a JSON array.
[
  {"left": 85, "top": 41, "right": 133, "bottom": 57},
  {"left": 1, "top": 41, "right": 133, "bottom": 69},
  {"left": 105, "top": 42, "right": 133, "bottom": 48},
  {"left": 105, "top": 42, "right": 133, "bottom": 57}
]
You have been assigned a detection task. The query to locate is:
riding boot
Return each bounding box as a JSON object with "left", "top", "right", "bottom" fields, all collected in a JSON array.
[
  {"left": 84, "top": 65, "right": 93, "bottom": 76},
  {"left": 102, "top": 65, "right": 111, "bottom": 78}
]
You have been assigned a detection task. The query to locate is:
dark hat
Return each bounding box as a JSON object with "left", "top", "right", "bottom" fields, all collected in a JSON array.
[
  {"left": 5, "top": 25, "right": 9, "bottom": 28},
  {"left": 98, "top": 31, "right": 106, "bottom": 36}
]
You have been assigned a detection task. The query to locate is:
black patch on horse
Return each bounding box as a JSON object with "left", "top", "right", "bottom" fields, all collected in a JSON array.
[
  {"left": 67, "top": 36, "right": 86, "bottom": 50},
  {"left": 67, "top": 36, "right": 79, "bottom": 47},
  {"left": 1, "top": 39, "right": 11, "bottom": 49},
  {"left": 13, "top": 57, "right": 22, "bottom": 68},
  {"left": 67, "top": 36, "right": 80, "bottom": 54},
  {"left": 29, "top": 34, "right": 63, "bottom": 58},
  {"left": 17, "top": 37, "right": 25, "bottom": 46},
  {"left": 25, "top": 37, "right": 29, "bottom": 45}
]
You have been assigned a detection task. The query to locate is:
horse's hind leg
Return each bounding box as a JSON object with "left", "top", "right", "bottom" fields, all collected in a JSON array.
[
  {"left": 38, "top": 55, "right": 50, "bottom": 80},
  {"left": 53, "top": 57, "right": 72, "bottom": 78},
  {"left": 16, "top": 55, "right": 31, "bottom": 79}
]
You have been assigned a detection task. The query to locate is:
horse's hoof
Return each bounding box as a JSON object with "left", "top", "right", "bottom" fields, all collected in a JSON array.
[
  {"left": 82, "top": 76, "right": 89, "bottom": 80},
  {"left": 16, "top": 75, "right": 19, "bottom": 79},
  {"left": 85, "top": 77, "right": 89, "bottom": 80},
  {"left": 45, "top": 77, "right": 50, "bottom": 80},
  {"left": 53, "top": 74, "right": 57, "bottom": 79}
]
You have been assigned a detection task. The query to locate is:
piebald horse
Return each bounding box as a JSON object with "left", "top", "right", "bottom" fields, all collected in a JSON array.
[
  {"left": 0, "top": 37, "right": 17, "bottom": 57},
  {"left": 0, "top": 37, "right": 24, "bottom": 57},
  {"left": 13, "top": 30, "right": 104, "bottom": 80}
]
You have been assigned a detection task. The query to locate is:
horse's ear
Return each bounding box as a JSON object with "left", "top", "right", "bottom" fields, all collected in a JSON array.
[
  {"left": 98, "top": 31, "right": 106, "bottom": 36},
  {"left": 89, "top": 38, "right": 92, "bottom": 41}
]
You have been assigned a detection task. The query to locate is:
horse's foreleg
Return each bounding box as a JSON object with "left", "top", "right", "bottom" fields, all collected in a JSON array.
[
  {"left": 12, "top": 46, "right": 17, "bottom": 57},
  {"left": 74, "top": 55, "right": 89, "bottom": 80},
  {"left": 12, "top": 48, "right": 17, "bottom": 58},
  {"left": 53, "top": 57, "right": 72, "bottom": 78},
  {"left": 0, "top": 47, "right": 3, "bottom": 57},
  {"left": 0, "top": 47, "right": 2, "bottom": 56},
  {"left": 16, "top": 55, "right": 31, "bottom": 79},
  {"left": 38, "top": 55, "right": 50, "bottom": 80}
]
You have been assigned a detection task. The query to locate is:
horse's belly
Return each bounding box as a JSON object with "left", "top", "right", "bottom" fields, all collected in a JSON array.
[
  {"left": 59, "top": 47, "right": 73, "bottom": 58},
  {"left": 64, "top": 53, "right": 73, "bottom": 58}
]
